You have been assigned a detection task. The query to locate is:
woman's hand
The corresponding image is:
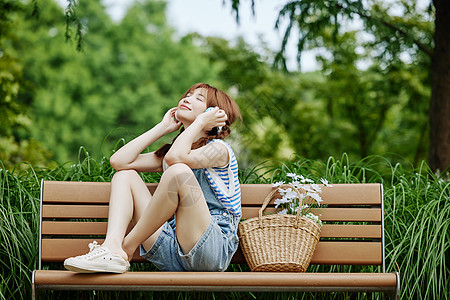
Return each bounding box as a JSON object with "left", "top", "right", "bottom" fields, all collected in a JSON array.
[
  {"left": 196, "top": 107, "right": 228, "bottom": 132},
  {"left": 160, "top": 107, "right": 182, "bottom": 133}
]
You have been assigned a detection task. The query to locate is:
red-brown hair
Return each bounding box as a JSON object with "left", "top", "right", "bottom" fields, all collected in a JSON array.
[{"left": 154, "top": 83, "right": 241, "bottom": 157}]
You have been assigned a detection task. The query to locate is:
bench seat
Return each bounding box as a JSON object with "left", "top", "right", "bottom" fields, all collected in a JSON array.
[{"left": 33, "top": 181, "right": 400, "bottom": 299}]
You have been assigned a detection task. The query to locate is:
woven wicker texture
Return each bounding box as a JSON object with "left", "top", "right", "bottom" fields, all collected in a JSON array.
[{"left": 238, "top": 184, "right": 321, "bottom": 272}]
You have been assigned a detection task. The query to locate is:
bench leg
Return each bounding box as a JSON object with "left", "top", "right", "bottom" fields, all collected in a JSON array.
[
  {"left": 32, "top": 270, "right": 37, "bottom": 300},
  {"left": 386, "top": 271, "right": 400, "bottom": 300}
]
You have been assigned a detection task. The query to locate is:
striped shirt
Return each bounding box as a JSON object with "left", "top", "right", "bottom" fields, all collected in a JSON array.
[{"left": 204, "top": 139, "right": 241, "bottom": 218}]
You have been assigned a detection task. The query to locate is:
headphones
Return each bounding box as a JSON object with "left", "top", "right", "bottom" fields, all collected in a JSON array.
[{"left": 205, "top": 107, "right": 223, "bottom": 134}]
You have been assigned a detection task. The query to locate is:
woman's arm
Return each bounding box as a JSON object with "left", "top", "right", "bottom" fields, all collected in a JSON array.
[
  {"left": 110, "top": 108, "right": 181, "bottom": 172},
  {"left": 165, "top": 107, "right": 229, "bottom": 169}
]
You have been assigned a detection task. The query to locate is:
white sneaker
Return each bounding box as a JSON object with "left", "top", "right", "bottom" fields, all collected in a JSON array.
[{"left": 64, "top": 241, "right": 130, "bottom": 273}]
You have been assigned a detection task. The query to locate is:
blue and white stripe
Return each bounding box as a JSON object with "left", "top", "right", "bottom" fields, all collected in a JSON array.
[{"left": 204, "top": 139, "right": 241, "bottom": 218}]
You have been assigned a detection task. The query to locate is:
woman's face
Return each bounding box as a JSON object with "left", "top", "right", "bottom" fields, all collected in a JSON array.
[{"left": 176, "top": 88, "right": 208, "bottom": 124}]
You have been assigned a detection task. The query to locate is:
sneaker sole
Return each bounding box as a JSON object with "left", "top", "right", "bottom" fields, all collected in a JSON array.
[{"left": 64, "top": 260, "right": 128, "bottom": 274}]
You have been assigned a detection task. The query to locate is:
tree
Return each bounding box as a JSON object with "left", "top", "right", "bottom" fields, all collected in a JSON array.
[
  {"left": 228, "top": 0, "right": 448, "bottom": 173},
  {"left": 429, "top": 0, "right": 450, "bottom": 173},
  {"left": 0, "top": 0, "right": 53, "bottom": 169},
  {"left": 201, "top": 35, "right": 428, "bottom": 168},
  {"left": 5, "top": 0, "right": 218, "bottom": 164}
]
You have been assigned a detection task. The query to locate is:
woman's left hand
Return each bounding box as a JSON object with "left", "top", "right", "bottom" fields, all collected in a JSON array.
[{"left": 196, "top": 107, "right": 227, "bottom": 132}]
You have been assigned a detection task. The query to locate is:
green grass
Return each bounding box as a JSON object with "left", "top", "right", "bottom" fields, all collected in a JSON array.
[{"left": 0, "top": 152, "right": 448, "bottom": 299}]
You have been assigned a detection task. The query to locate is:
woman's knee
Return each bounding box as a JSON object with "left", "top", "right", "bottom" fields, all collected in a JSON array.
[
  {"left": 162, "top": 163, "right": 193, "bottom": 180},
  {"left": 161, "top": 163, "right": 198, "bottom": 195},
  {"left": 111, "top": 169, "right": 140, "bottom": 184}
]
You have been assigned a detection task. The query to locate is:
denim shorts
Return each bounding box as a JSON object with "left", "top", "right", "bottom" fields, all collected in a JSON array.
[{"left": 140, "top": 209, "right": 240, "bottom": 271}]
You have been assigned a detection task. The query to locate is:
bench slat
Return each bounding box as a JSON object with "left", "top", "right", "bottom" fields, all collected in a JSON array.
[
  {"left": 41, "top": 239, "right": 381, "bottom": 265},
  {"left": 42, "top": 205, "right": 109, "bottom": 219},
  {"left": 42, "top": 205, "right": 382, "bottom": 222},
  {"left": 241, "top": 184, "right": 381, "bottom": 205},
  {"left": 43, "top": 181, "right": 112, "bottom": 204},
  {"left": 33, "top": 270, "right": 397, "bottom": 289},
  {"left": 243, "top": 207, "right": 381, "bottom": 222},
  {"left": 42, "top": 182, "right": 157, "bottom": 204},
  {"left": 42, "top": 222, "right": 382, "bottom": 238},
  {"left": 43, "top": 181, "right": 381, "bottom": 205}
]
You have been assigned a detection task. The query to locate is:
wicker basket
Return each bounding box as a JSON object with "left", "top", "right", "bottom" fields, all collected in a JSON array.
[{"left": 238, "top": 184, "right": 321, "bottom": 272}]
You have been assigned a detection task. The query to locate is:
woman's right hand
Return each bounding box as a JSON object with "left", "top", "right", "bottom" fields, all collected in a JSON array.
[
  {"left": 160, "top": 107, "right": 182, "bottom": 133},
  {"left": 196, "top": 107, "right": 227, "bottom": 132}
]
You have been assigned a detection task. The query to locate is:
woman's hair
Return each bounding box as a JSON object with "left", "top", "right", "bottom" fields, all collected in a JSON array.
[{"left": 154, "top": 83, "right": 241, "bottom": 157}]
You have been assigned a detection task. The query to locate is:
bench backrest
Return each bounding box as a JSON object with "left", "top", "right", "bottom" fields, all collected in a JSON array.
[{"left": 39, "top": 181, "right": 385, "bottom": 271}]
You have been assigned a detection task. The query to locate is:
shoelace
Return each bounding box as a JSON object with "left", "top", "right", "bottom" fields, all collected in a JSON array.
[
  {"left": 88, "top": 241, "right": 100, "bottom": 251},
  {"left": 76, "top": 241, "right": 106, "bottom": 259}
]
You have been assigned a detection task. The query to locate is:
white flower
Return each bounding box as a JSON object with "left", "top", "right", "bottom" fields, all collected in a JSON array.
[
  {"left": 272, "top": 173, "right": 332, "bottom": 226},
  {"left": 287, "top": 173, "right": 303, "bottom": 181},
  {"left": 305, "top": 212, "right": 318, "bottom": 220},
  {"left": 284, "top": 188, "right": 299, "bottom": 200},
  {"left": 307, "top": 192, "right": 323, "bottom": 204},
  {"left": 304, "top": 212, "right": 322, "bottom": 225},
  {"left": 278, "top": 208, "right": 288, "bottom": 215},
  {"left": 273, "top": 198, "right": 283, "bottom": 208},
  {"left": 320, "top": 178, "right": 333, "bottom": 187},
  {"left": 278, "top": 188, "right": 287, "bottom": 196},
  {"left": 302, "top": 185, "right": 314, "bottom": 193},
  {"left": 274, "top": 196, "right": 292, "bottom": 208},
  {"left": 289, "top": 180, "right": 302, "bottom": 189},
  {"left": 311, "top": 184, "right": 322, "bottom": 193},
  {"left": 298, "top": 204, "right": 309, "bottom": 213}
]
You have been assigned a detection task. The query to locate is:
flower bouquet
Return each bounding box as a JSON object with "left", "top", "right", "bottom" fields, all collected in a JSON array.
[
  {"left": 272, "top": 173, "right": 333, "bottom": 225},
  {"left": 238, "top": 173, "right": 332, "bottom": 272}
]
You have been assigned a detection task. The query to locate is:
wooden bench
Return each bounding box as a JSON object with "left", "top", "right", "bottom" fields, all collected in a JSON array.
[{"left": 32, "top": 181, "right": 400, "bottom": 299}]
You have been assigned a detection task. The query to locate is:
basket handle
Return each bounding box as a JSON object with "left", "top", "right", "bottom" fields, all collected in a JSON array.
[{"left": 258, "top": 184, "right": 303, "bottom": 227}]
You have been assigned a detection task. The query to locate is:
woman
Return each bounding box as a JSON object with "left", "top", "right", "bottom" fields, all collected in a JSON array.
[{"left": 64, "top": 83, "right": 241, "bottom": 273}]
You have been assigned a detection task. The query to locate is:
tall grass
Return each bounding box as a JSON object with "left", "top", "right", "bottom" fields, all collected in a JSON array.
[
  {"left": 384, "top": 162, "right": 450, "bottom": 299},
  {"left": 0, "top": 152, "right": 448, "bottom": 299},
  {"left": 0, "top": 163, "right": 40, "bottom": 300}
]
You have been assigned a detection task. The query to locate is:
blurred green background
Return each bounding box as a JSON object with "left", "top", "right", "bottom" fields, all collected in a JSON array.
[{"left": 0, "top": 0, "right": 438, "bottom": 171}]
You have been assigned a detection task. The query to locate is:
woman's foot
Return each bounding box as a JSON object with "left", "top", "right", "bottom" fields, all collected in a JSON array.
[
  {"left": 122, "top": 243, "right": 136, "bottom": 264},
  {"left": 64, "top": 241, "right": 130, "bottom": 273},
  {"left": 102, "top": 241, "right": 130, "bottom": 262}
]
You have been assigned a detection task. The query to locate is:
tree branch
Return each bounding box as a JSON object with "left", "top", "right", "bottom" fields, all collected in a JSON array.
[
  {"left": 338, "top": 2, "right": 434, "bottom": 58},
  {"left": 364, "top": 13, "right": 434, "bottom": 58}
]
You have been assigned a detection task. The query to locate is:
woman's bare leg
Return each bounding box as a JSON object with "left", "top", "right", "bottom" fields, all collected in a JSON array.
[
  {"left": 122, "top": 163, "right": 211, "bottom": 258},
  {"left": 102, "top": 170, "right": 163, "bottom": 260}
]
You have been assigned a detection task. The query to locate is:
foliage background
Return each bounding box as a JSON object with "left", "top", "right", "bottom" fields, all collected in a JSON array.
[{"left": 0, "top": 0, "right": 435, "bottom": 171}]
